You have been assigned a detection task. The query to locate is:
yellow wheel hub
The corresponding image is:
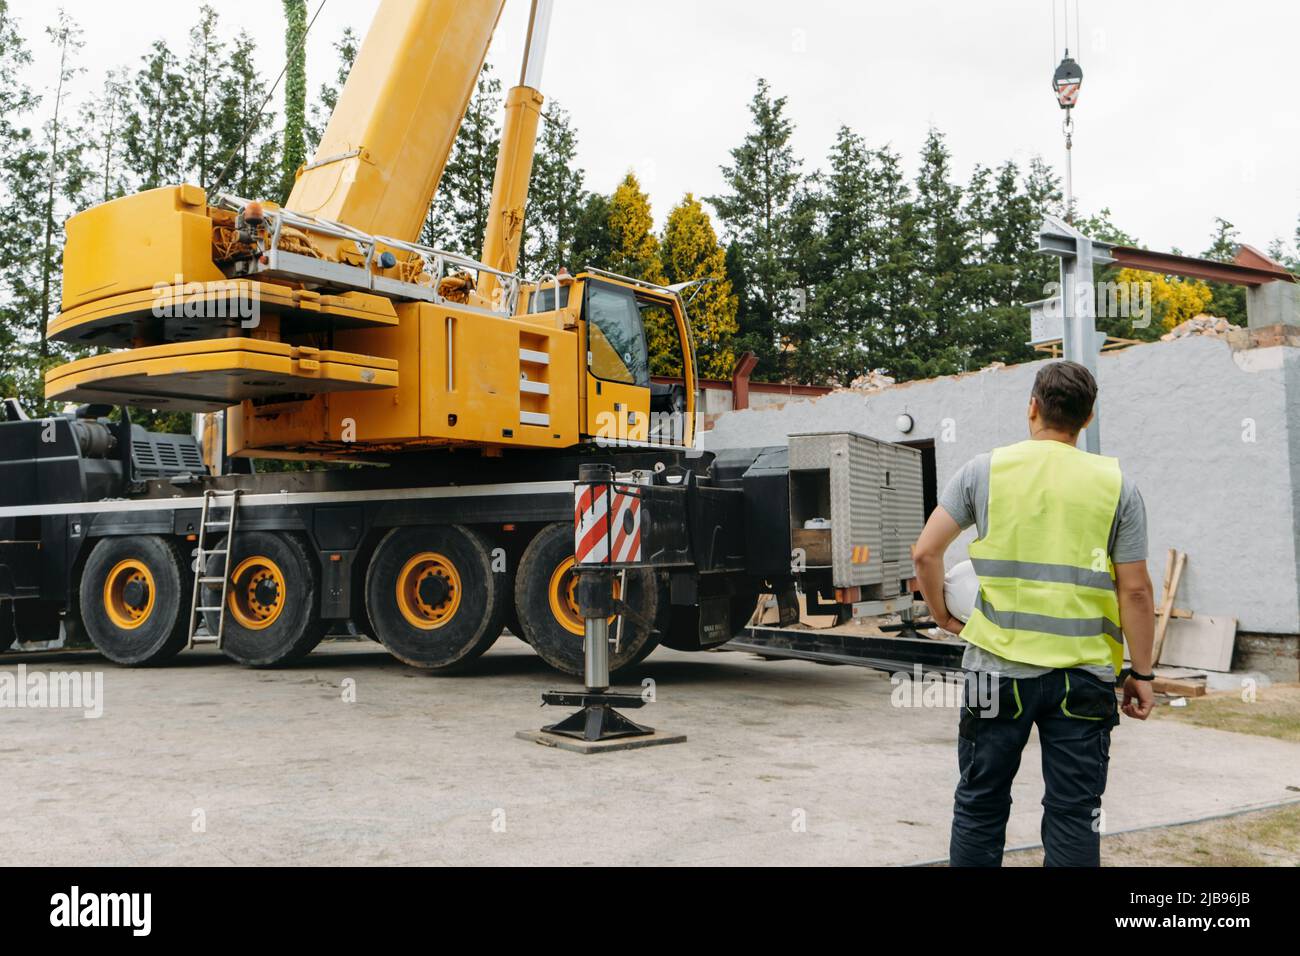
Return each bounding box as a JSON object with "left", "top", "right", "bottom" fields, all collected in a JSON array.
[
  {"left": 103, "top": 559, "right": 156, "bottom": 630},
  {"left": 548, "top": 557, "right": 621, "bottom": 637},
  {"left": 395, "top": 552, "right": 462, "bottom": 630},
  {"left": 227, "top": 556, "right": 286, "bottom": 630}
]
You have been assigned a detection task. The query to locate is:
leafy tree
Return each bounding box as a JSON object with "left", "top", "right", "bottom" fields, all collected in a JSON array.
[
  {"left": 280, "top": 0, "right": 307, "bottom": 201},
  {"left": 708, "top": 78, "right": 802, "bottom": 380},
  {"left": 1113, "top": 267, "right": 1213, "bottom": 332},
  {"left": 658, "top": 193, "right": 738, "bottom": 378},
  {"left": 1073, "top": 208, "right": 1206, "bottom": 343},
  {"left": 606, "top": 172, "right": 664, "bottom": 284}
]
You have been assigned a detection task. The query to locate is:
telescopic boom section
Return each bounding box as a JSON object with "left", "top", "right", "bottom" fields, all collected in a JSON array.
[
  {"left": 479, "top": 0, "right": 554, "bottom": 302},
  {"left": 287, "top": 0, "right": 508, "bottom": 242}
]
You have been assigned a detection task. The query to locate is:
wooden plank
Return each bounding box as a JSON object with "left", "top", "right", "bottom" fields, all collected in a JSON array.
[
  {"left": 1151, "top": 676, "right": 1207, "bottom": 698},
  {"left": 1152, "top": 550, "right": 1187, "bottom": 665}
]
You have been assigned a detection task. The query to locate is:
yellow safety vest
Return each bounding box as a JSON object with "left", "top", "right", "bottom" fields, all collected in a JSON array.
[{"left": 961, "top": 439, "right": 1125, "bottom": 674}]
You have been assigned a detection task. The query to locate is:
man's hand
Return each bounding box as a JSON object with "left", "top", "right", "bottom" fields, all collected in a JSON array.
[
  {"left": 1122, "top": 676, "right": 1154, "bottom": 720},
  {"left": 942, "top": 615, "right": 965, "bottom": 636}
]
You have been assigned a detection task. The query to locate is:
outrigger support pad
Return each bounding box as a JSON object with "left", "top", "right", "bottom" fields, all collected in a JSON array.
[{"left": 540, "top": 690, "right": 651, "bottom": 741}]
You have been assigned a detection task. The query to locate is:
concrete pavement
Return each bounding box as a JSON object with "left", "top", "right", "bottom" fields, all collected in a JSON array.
[{"left": 2, "top": 638, "right": 1297, "bottom": 865}]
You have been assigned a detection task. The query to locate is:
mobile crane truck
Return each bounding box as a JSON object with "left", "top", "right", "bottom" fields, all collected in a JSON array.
[{"left": 0, "top": 0, "right": 926, "bottom": 695}]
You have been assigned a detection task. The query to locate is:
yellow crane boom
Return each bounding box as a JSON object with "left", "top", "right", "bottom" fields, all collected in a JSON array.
[{"left": 289, "top": 0, "right": 506, "bottom": 242}]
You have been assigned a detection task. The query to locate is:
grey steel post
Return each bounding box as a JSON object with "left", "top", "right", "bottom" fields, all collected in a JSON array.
[
  {"left": 584, "top": 616, "right": 610, "bottom": 693},
  {"left": 1038, "top": 215, "right": 1114, "bottom": 454}
]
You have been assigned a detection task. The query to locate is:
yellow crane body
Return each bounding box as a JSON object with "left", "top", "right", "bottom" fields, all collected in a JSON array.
[{"left": 41, "top": 0, "right": 697, "bottom": 459}]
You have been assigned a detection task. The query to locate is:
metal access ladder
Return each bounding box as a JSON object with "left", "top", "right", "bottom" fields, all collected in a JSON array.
[{"left": 187, "top": 489, "right": 240, "bottom": 649}]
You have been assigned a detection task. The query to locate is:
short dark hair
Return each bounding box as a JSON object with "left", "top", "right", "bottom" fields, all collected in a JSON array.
[{"left": 1031, "top": 361, "right": 1097, "bottom": 433}]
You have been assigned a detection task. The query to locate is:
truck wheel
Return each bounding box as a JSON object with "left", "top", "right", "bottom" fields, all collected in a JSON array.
[
  {"left": 365, "top": 525, "right": 507, "bottom": 669},
  {"left": 514, "top": 522, "right": 661, "bottom": 677},
  {"left": 201, "top": 532, "right": 326, "bottom": 667},
  {"left": 80, "top": 536, "right": 189, "bottom": 666}
]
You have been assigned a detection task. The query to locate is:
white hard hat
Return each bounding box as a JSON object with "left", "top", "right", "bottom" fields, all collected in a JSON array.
[{"left": 943, "top": 560, "right": 979, "bottom": 623}]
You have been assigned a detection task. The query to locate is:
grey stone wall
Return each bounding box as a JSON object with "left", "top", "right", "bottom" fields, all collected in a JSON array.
[{"left": 703, "top": 336, "right": 1300, "bottom": 635}]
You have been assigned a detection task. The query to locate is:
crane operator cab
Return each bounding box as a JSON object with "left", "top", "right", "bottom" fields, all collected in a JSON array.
[
  {"left": 577, "top": 273, "right": 693, "bottom": 448},
  {"left": 526, "top": 268, "right": 696, "bottom": 452}
]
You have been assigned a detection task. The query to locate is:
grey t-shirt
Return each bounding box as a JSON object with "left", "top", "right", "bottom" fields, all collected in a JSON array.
[{"left": 938, "top": 449, "right": 1148, "bottom": 682}]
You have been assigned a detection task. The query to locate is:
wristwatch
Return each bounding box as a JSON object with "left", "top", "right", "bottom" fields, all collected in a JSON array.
[{"left": 1127, "top": 669, "right": 1155, "bottom": 681}]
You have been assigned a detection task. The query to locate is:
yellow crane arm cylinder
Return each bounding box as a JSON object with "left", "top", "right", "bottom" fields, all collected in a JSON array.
[
  {"left": 287, "top": 0, "right": 507, "bottom": 242},
  {"left": 479, "top": 84, "right": 544, "bottom": 303}
]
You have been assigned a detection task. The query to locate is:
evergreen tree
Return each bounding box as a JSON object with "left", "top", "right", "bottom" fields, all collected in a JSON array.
[
  {"left": 424, "top": 63, "right": 501, "bottom": 255},
  {"left": 870, "top": 145, "right": 923, "bottom": 379},
  {"left": 960, "top": 160, "right": 1040, "bottom": 368},
  {"left": 606, "top": 172, "right": 664, "bottom": 283},
  {"left": 80, "top": 68, "right": 131, "bottom": 203},
  {"left": 569, "top": 191, "right": 613, "bottom": 272},
  {"left": 35, "top": 10, "right": 89, "bottom": 361},
  {"left": 798, "top": 128, "right": 877, "bottom": 384},
  {"left": 186, "top": 5, "right": 223, "bottom": 190},
  {"left": 1200, "top": 217, "right": 1247, "bottom": 325},
  {"left": 523, "top": 102, "right": 584, "bottom": 274},
  {"left": 280, "top": 0, "right": 307, "bottom": 202},
  {"left": 210, "top": 31, "right": 279, "bottom": 199},
  {"left": 708, "top": 78, "right": 803, "bottom": 380},
  {"left": 0, "top": 0, "right": 40, "bottom": 400},
  {"left": 123, "top": 39, "right": 187, "bottom": 190},
  {"left": 1267, "top": 221, "right": 1299, "bottom": 273},
  {"left": 908, "top": 127, "right": 969, "bottom": 378},
  {"left": 658, "top": 193, "right": 738, "bottom": 378},
  {"left": 1021, "top": 155, "right": 1065, "bottom": 298}
]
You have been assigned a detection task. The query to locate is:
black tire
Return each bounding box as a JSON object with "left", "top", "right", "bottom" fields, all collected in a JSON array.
[
  {"left": 201, "top": 531, "right": 326, "bottom": 667},
  {"left": 365, "top": 524, "right": 507, "bottom": 670},
  {"left": 514, "top": 522, "right": 662, "bottom": 677},
  {"left": 80, "top": 535, "right": 189, "bottom": 666}
]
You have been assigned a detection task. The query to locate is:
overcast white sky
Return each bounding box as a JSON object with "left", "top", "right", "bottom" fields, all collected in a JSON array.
[{"left": 10, "top": 0, "right": 1300, "bottom": 255}]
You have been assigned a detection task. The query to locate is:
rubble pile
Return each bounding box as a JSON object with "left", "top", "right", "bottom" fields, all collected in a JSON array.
[{"left": 1161, "top": 314, "right": 1239, "bottom": 341}]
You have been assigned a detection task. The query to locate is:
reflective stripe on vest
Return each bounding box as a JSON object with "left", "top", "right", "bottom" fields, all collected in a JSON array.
[{"left": 961, "top": 439, "right": 1125, "bottom": 673}]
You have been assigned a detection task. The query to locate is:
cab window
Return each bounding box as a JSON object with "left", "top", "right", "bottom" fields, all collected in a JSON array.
[
  {"left": 586, "top": 283, "right": 649, "bottom": 387},
  {"left": 531, "top": 284, "right": 571, "bottom": 311},
  {"left": 638, "top": 298, "right": 684, "bottom": 376}
]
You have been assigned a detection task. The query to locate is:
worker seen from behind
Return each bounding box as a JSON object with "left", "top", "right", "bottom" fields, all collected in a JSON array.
[{"left": 912, "top": 360, "right": 1156, "bottom": 867}]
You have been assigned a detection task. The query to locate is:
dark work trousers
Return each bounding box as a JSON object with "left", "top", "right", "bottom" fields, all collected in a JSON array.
[{"left": 949, "top": 668, "right": 1119, "bottom": 867}]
